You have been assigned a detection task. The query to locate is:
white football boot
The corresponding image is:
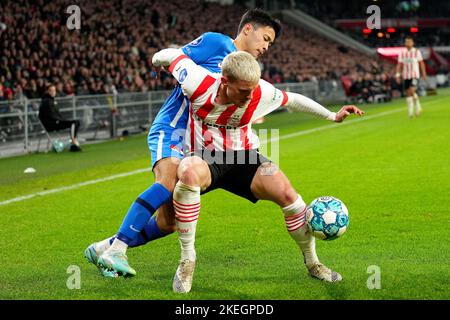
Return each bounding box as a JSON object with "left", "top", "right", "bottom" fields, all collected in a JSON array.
[
  {"left": 173, "top": 259, "right": 196, "bottom": 293},
  {"left": 307, "top": 263, "right": 342, "bottom": 283}
]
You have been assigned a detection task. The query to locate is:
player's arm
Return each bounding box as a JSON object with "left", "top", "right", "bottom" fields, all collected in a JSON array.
[
  {"left": 284, "top": 92, "right": 364, "bottom": 123},
  {"left": 152, "top": 48, "right": 210, "bottom": 98},
  {"left": 419, "top": 61, "right": 427, "bottom": 81},
  {"left": 396, "top": 53, "right": 403, "bottom": 83},
  {"left": 417, "top": 50, "right": 427, "bottom": 81}
]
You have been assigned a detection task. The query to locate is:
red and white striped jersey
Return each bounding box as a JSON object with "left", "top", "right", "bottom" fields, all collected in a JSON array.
[
  {"left": 168, "top": 54, "right": 289, "bottom": 152},
  {"left": 398, "top": 48, "right": 423, "bottom": 80}
]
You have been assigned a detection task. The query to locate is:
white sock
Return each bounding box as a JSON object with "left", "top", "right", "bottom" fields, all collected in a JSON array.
[
  {"left": 282, "top": 195, "right": 319, "bottom": 268},
  {"left": 413, "top": 93, "right": 422, "bottom": 114},
  {"left": 173, "top": 181, "right": 201, "bottom": 262},
  {"left": 95, "top": 237, "right": 114, "bottom": 253},
  {"left": 107, "top": 238, "right": 128, "bottom": 254},
  {"left": 406, "top": 97, "right": 414, "bottom": 117}
]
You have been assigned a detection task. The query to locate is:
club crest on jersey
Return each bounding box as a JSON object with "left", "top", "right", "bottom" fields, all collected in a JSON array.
[
  {"left": 179, "top": 69, "right": 188, "bottom": 83},
  {"left": 189, "top": 36, "right": 203, "bottom": 46}
]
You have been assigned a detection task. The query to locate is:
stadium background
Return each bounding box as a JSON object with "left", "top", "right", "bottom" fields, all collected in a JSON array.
[{"left": 0, "top": 0, "right": 449, "bottom": 301}]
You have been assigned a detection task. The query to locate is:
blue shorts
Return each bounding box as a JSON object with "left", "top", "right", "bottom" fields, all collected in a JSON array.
[{"left": 148, "top": 123, "right": 187, "bottom": 169}]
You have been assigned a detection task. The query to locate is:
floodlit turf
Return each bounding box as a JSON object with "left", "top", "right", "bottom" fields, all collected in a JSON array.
[{"left": 0, "top": 89, "right": 449, "bottom": 300}]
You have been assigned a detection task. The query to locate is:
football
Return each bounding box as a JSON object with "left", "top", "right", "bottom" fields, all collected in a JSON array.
[{"left": 306, "top": 196, "right": 349, "bottom": 240}]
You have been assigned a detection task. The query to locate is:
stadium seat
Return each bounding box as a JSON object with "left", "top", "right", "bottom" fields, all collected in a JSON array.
[{"left": 36, "top": 120, "right": 71, "bottom": 153}]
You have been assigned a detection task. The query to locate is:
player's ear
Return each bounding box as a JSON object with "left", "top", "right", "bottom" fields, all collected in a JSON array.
[
  {"left": 221, "top": 76, "right": 228, "bottom": 87},
  {"left": 243, "top": 23, "right": 253, "bottom": 35}
]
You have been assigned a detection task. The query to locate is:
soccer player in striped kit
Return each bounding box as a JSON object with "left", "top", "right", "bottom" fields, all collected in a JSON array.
[
  {"left": 85, "top": 9, "right": 283, "bottom": 278},
  {"left": 152, "top": 49, "right": 364, "bottom": 292},
  {"left": 396, "top": 36, "right": 427, "bottom": 118}
]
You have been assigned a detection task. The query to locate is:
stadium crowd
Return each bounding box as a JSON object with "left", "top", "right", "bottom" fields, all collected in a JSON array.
[{"left": 0, "top": 0, "right": 395, "bottom": 101}]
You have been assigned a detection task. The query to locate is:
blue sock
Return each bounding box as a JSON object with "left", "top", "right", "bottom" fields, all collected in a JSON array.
[
  {"left": 109, "top": 215, "right": 168, "bottom": 247},
  {"left": 116, "top": 183, "right": 171, "bottom": 245},
  {"left": 129, "top": 215, "right": 167, "bottom": 247}
]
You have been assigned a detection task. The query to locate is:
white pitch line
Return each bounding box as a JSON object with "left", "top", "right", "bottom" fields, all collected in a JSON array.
[
  {"left": 0, "top": 168, "right": 150, "bottom": 206},
  {"left": 0, "top": 97, "right": 446, "bottom": 207}
]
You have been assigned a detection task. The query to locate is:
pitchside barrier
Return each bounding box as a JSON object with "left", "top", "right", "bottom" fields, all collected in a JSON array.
[{"left": 0, "top": 81, "right": 342, "bottom": 157}]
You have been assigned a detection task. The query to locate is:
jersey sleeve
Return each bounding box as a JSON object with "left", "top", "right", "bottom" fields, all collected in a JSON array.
[
  {"left": 168, "top": 55, "right": 212, "bottom": 99},
  {"left": 256, "top": 80, "right": 335, "bottom": 120},
  {"left": 252, "top": 79, "right": 288, "bottom": 119},
  {"left": 181, "top": 32, "right": 222, "bottom": 65},
  {"left": 416, "top": 49, "right": 423, "bottom": 62}
]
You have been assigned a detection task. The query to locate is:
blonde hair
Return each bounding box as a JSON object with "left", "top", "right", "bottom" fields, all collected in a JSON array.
[{"left": 221, "top": 51, "right": 261, "bottom": 83}]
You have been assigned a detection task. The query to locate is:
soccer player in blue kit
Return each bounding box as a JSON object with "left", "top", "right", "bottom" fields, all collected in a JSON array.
[{"left": 85, "top": 9, "right": 282, "bottom": 277}]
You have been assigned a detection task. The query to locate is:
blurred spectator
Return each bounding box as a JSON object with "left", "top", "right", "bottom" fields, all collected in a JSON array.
[{"left": 350, "top": 76, "right": 370, "bottom": 103}]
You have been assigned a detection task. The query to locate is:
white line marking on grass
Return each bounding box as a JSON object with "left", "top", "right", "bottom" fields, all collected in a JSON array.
[
  {"left": 1, "top": 97, "right": 446, "bottom": 206},
  {"left": 0, "top": 168, "right": 150, "bottom": 206}
]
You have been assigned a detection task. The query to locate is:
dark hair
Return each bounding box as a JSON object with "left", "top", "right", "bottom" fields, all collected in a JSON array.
[
  {"left": 405, "top": 35, "right": 414, "bottom": 41},
  {"left": 46, "top": 83, "right": 55, "bottom": 91},
  {"left": 237, "top": 8, "right": 282, "bottom": 40}
]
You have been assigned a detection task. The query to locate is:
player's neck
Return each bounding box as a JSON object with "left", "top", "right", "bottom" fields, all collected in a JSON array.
[{"left": 232, "top": 37, "right": 245, "bottom": 52}]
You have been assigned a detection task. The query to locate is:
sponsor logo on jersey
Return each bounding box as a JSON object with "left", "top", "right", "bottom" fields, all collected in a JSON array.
[
  {"left": 272, "top": 88, "right": 279, "bottom": 102},
  {"left": 179, "top": 68, "right": 188, "bottom": 83}
]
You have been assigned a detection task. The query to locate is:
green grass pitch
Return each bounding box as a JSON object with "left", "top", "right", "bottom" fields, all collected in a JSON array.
[{"left": 0, "top": 89, "right": 449, "bottom": 300}]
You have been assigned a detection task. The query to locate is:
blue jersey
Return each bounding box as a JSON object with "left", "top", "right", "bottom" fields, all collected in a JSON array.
[{"left": 152, "top": 32, "right": 237, "bottom": 128}]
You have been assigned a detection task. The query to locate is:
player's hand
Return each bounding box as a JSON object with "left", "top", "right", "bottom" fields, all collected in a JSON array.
[
  {"left": 151, "top": 51, "right": 167, "bottom": 68},
  {"left": 152, "top": 65, "right": 167, "bottom": 79},
  {"left": 334, "top": 105, "right": 365, "bottom": 123}
]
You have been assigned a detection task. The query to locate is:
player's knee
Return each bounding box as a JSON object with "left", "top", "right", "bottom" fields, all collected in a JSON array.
[
  {"left": 178, "top": 157, "right": 203, "bottom": 186},
  {"left": 154, "top": 160, "right": 180, "bottom": 191}
]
